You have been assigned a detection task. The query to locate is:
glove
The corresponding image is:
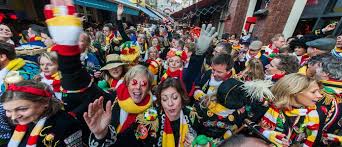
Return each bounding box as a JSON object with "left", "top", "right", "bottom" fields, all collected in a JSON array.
[
  {"left": 262, "top": 130, "right": 289, "bottom": 147},
  {"left": 195, "top": 24, "right": 218, "bottom": 55},
  {"left": 323, "top": 133, "right": 342, "bottom": 144},
  {"left": 44, "top": 2, "right": 82, "bottom": 56}
]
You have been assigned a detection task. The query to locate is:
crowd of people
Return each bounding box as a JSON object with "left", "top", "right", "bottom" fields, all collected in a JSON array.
[{"left": 0, "top": 0, "right": 341, "bottom": 146}]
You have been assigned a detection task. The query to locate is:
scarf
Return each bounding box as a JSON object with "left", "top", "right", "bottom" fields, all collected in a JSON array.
[
  {"left": 8, "top": 117, "right": 47, "bottom": 147},
  {"left": 261, "top": 105, "right": 319, "bottom": 147},
  {"left": 161, "top": 68, "right": 183, "bottom": 82},
  {"left": 161, "top": 68, "right": 188, "bottom": 95},
  {"left": 41, "top": 72, "right": 62, "bottom": 99},
  {"left": 245, "top": 51, "right": 261, "bottom": 66},
  {"left": 332, "top": 47, "right": 342, "bottom": 59},
  {"left": 161, "top": 111, "right": 189, "bottom": 147},
  {"left": 320, "top": 79, "right": 341, "bottom": 144},
  {"left": 0, "top": 58, "right": 25, "bottom": 93},
  {"left": 105, "top": 33, "right": 115, "bottom": 46},
  {"left": 42, "top": 72, "right": 61, "bottom": 92},
  {"left": 116, "top": 83, "right": 152, "bottom": 133},
  {"left": 265, "top": 44, "right": 279, "bottom": 56}
]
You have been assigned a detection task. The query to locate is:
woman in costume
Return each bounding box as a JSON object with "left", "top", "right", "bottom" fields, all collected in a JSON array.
[
  {"left": 84, "top": 65, "right": 157, "bottom": 146},
  {"left": 97, "top": 54, "right": 127, "bottom": 91},
  {"left": 258, "top": 73, "right": 322, "bottom": 147},
  {"left": 155, "top": 77, "right": 198, "bottom": 147},
  {"left": 1, "top": 80, "right": 82, "bottom": 146},
  {"left": 36, "top": 52, "right": 62, "bottom": 100}
]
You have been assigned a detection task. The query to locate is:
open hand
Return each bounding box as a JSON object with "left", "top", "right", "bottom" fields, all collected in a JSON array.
[
  {"left": 196, "top": 24, "right": 218, "bottom": 55},
  {"left": 83, "top": 96, "right": 113, "bottom": 139},
  {"left": 117, "top": 4, "right": 124, "bottom": 20}
]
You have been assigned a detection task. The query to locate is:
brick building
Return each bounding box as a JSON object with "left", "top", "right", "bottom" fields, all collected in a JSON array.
[{"left": 171, "top": 0, "right": 310, "bottom": 44}]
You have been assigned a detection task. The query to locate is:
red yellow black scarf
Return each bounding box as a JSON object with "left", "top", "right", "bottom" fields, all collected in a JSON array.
[
  {"left": 116, "top": 83, "right": 152, "bottom": 133},
  {"left": 161, "top": 111, "right": 189, "bottom": 147}
]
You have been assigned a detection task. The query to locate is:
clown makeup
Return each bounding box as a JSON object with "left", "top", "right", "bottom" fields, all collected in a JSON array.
[
  {"left": 168, "top": 56, "right": 183, "bottom": 72},
  {"left": 128, "top": 74, "right": 149, "bottom": 104}
]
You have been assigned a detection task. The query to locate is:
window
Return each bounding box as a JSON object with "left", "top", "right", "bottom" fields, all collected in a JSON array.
[
  {"left": 332, "top": 0, "right": 342, "bottom": 12},
  {"left": 0, "top": 0, "right": 7, "bottom": 5}
]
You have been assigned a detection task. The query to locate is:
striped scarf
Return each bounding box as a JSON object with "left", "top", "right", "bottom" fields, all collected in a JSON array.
[
  {"left": 0, "top": 58, "right": 25, "bottom": 93},
  {"left": 116, "top": 83, "right": 152, "bottom": 133},
  {"left": 41, "top": 72, "right": 62, "bottom": 99},
  {"left": 8, "top": 117, "right": 47, "bottom": 147},
  {"left": 161, "top": 111, "right": 189, "bottom": 147},
  {"left": 105, "top": 33, "right": 115, "bottom": 46},
  {"left": 261, "top": 106, "right": 319, "bottom": 147}
]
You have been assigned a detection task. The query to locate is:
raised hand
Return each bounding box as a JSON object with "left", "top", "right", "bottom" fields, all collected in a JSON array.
[
  {"left": 83, "top": 96, "right": 113, "bottom": 139},
  {"left": 44, "top": 0, "right": 83, "bottom": 56},
  {"left": 322, "top": 23, "right": 336, "bottom": 33},
  {"left": 196, "top": 24, "right": 218, "bottom": 55},
  {"left": 117, "top": 4, "right": 124, "bottom": 20}
]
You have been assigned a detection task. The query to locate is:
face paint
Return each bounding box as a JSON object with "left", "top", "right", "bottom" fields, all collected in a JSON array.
[
  {"left": 132, "top": 79, "right": 138, "bottom": 85},
  {"left": 141, "top": 80, "right": 147, "bottom": 87}
]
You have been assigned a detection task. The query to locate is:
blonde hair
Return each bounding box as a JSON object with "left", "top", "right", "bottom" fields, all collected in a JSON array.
[
  {"left": 246, "top": 58, "right": 264, "bottom": 80},
  {"left": 38, "top": 51, "right": 58, "bottom": 64},
  {"left": 271, "top": 73, "right": 316, "bottom": 109},
  {"left": 124, "top": 65, "right": 153, "bottom": 90}
]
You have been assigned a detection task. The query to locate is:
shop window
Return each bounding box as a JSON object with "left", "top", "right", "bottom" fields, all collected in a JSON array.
[
  {"left": 316, "top": 17, "right": 340, "bottom": 31},
  {"left": 332, "top": 0, "right": 342, "bottom": 12}
]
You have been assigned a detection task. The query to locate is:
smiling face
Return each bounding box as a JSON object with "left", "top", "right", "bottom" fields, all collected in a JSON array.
[
  {"left": 0, "top": 24, "right": 12, "bottom": 41},
  {"left": 294, "top": 47, "right": 306, "bottom": 56},
  {"left": 265, "top": 58, "right": 284, "bottom": 75},
  {"left": 149, "top": 47, "right": 159, "bottom": 60},
  {"left": 161, "top": 87, "right": 182, "bottom": 121},
  {"left": 3, "top": 99, "right": 47, "bottom": 125},
  {"left": 168, "top": 56, "right": 182, "bottom": 72},
  {"left": 108, "top": 66, "right": 123, "bottom": 79},
  {"left": 128, "top": 73, "right": 149, "bottom": 103},
  {"left": 39, "top": 56, "right": 58, "bottom": 76},
  {"left": 211, "top": 64, "right": 230, "bottom": 81},
  {"left": 294, "top": 81, "right": 322, "bottom": 107}
]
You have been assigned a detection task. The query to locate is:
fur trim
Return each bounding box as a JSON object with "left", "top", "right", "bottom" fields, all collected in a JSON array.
[{"left": 241, "top": 80, "right": 274, "bottom": 102}]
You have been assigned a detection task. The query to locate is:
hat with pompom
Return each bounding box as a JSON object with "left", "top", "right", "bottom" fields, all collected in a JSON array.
[
  {"left": 120, "top": 41, "right": 141, "bottom": 64},
  {"left": 166, "top": 48, "right": 187, "bottom": 62}
]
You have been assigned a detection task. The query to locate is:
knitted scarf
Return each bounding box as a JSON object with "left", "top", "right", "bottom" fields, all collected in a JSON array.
[
  {"left": 0, "top": 58, "right": 25, "bottom": 93},
  {"left": 161, "top": 68, "right": 183, "bottom": 82},
  {"left": 105, "top": 33, "right": 115, "bottom": 46},
  {"left": 41, "top": 72, "right": 62, "bottom": 99},
  {"left": 116, "top": 83, "right": 152, "bottom": 133},
  {"left": 261, "top": 105, "right": 319, "bottom": 147},
  {"left": 8, "top": 117, "right": 47, "bottom": 147},
  {"left": 245, "top": 51, "right": 261, "bottom": 66},
  {"left": 161, "top": 111, "right": 189, "bottom": 147},
  {"left": 320, "top": 79, "right": 341, "bottom": 144}
]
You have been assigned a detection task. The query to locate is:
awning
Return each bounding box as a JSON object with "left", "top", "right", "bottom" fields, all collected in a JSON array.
[
  {"left": 171, "top": 0, "right": 219, "bottom": 18},
  {"left": 73, "top": 0, "right": 139, "bottom": 16},
  {"left": 116, "top": 0, "right": 162, "bottom": 20}
]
